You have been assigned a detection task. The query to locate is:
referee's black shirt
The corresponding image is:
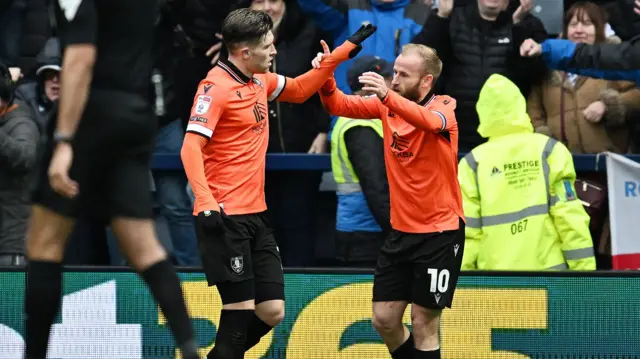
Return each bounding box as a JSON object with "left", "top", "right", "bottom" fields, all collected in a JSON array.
[{"left": 53, "top": 0, "right": 156, "bottom": 96}]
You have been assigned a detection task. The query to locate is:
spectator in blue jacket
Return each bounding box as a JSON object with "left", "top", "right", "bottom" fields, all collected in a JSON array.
[
  {"left": 521, "top": 37, "right": 640, "bottom": 84},
  {"left": 297, "top": 0, "right": 431, "bottom": 95}
]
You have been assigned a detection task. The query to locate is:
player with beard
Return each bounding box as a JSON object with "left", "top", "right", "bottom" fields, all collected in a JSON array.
[{"left": 313, "top": 43, "right": 465, "bottom": 359}]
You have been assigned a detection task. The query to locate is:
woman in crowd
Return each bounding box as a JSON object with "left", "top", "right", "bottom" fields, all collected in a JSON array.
[{"left": 527, "top": 1, "right": 640, "bottom": 154}]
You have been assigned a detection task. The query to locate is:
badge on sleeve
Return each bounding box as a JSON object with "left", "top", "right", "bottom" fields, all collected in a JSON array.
[
  {"left": 195, "top": 95, "right": 212, "bottom": 115},
  {"left": 563, "top": 180, "right": 576, "bottom": 201}
]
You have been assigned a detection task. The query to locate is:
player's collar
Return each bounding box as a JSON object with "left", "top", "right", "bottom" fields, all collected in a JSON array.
[
  {"left": 217, "top": 58, "right": 251, "bottom": 85},
  {"left": 418, "top": 92, "right": 435, "bottom": 107}
]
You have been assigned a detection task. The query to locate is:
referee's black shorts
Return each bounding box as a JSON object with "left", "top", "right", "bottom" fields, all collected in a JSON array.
[
  {"left": 196, "top": 210, "right": 285, "bottom": 305},
  {"left": 372, "top": 218, "right": 465, "bottom": 310},
  {"left": 32, "top": 90, "right": 157, "bottom": 221}
]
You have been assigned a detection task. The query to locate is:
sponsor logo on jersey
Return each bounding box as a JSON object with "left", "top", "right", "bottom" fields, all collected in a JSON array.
[
  {"left": 253, "top": 102, "right": 267, "bottom": 123},
  {"left": 189, "top": 116, "right": 208, "bottom": 123},
  {"left": 390, "top": 132, "right": 413, "bottom": 162}
]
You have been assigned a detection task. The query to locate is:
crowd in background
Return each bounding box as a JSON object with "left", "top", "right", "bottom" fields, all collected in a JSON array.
[{"left": 0, "top": 0, "right": 638, "bottom": 270}]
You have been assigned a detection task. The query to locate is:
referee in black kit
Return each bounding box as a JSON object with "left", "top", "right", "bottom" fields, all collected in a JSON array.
[{"left": 23, "top": 1, "right": 200, "bottom": 359}]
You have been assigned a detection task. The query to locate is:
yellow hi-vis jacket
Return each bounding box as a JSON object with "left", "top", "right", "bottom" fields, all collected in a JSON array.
[{"left": 458, "top": 74, "right": 596, "bottom": 271}]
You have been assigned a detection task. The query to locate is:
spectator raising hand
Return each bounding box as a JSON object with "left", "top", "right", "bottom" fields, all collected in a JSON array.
[
  {"left": 436, "top": 0, "right": 454, "bottom": 18},
  {"left": 512, "top": 0, "right": 533, "bottom": 25},
  {"left": 205, "top": 33, "right": 224, "bottom": 64},
  {"left": 636, "top": 0, "right": 640, "bottom": 15}
]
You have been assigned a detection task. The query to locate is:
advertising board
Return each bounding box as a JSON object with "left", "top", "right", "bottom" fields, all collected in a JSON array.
[{"left": 1, "top": 271, "right": 638, "bottom": 358}]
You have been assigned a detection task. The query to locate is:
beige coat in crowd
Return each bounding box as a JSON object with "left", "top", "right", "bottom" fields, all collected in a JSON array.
[{"left": 527, "top": 54, "right": 640, "bottom": 154}]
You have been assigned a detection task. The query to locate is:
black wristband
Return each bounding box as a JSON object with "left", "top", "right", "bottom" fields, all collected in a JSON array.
[{"left": 53, "top": 132, "right": 73, "bottom": 144}]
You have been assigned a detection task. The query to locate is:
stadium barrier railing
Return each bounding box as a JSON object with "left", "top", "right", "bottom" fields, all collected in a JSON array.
[
  {"left": 151, "top": 153, "right": 640, "bottom": 172},
  {"left": 1, "top": 267, "right": 639, "bottom": 358}
]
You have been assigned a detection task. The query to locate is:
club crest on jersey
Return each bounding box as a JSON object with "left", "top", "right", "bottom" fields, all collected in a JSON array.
[
  {"left": 230, "top": 256, "right": 244, "bottom": 274},
  {"left": 195, "top": 95, "right": 211, "bottom": 115},
  {"left": 252, "top": 77, "right": 263, "bottom": 88}
]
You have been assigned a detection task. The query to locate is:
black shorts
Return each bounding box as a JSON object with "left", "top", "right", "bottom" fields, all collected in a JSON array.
[
  {"left": 32, "top": 90, "right": 156, "bottom": 220},
  {"left": 196, "top": 211, "right": 285, "bottom": 304},
  {"left": 372, "top": 218, "right": 465, "bottom": 310}
]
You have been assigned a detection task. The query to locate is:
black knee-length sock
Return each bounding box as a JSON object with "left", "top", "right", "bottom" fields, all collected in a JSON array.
[{"left": 24, "top": 260, "right": 63, "bottom": 359}]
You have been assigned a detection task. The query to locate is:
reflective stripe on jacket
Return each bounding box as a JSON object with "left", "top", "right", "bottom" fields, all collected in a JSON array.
[
  {"left": 458, "top": 74, "right": 596, "bottom": 270},
  {"left": 331, "top": 117, "right": 384, "bottom": 232}
]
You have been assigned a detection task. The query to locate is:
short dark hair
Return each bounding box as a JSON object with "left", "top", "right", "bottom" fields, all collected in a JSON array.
[{"left": 222, "top": 8, "right": 273, "bottom": 51}]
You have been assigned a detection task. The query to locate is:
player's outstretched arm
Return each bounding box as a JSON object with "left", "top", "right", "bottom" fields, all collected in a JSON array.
[
  {"left": 386, "top": 91, "right": 456, "bottom": 133},
  {"left": 318, "top": 76, "right": 383, "bottom": 119},
  {"left": 358, "top": 71, "right": 457, "bottom": 133},
  {"left": 268, "top": 25, "right": 377, "bottom": 104}
]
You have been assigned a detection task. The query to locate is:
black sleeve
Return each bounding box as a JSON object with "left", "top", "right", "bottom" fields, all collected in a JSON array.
[
  {"left": 344, "top": 126, "right": 391, "bottom": 233},
  {"left": 412, "top": 12, "right": 453, "bottom": 65},
  {"left": 568, "top": 39, "right": 640, "bottom": 71},
  {"left": 0, "top": 110, "right": 40, "bottom": 173},
  {"left": 55, "top": 0, "right": 98, "bottom": 45}
]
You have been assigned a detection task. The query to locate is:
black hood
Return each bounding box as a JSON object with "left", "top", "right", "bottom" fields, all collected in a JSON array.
[
  {"left": 34, "top": 37, "right": 61, "bottom": 109},
  {"left": 34, "top": 37, "right": 61, "bottom": 76}
]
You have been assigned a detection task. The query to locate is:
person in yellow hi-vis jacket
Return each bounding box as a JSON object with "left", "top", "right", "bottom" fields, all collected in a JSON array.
[{"left": 458, "top": 74, "right": 596, "bottom": 270}]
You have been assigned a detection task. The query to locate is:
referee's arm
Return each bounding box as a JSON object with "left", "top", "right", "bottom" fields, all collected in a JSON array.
[{"left": 54, "top": 0, "right": 98, "bottom": 138}]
